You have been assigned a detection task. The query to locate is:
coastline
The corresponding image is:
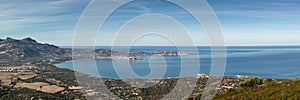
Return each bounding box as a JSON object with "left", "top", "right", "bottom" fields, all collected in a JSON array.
[
  {"left": 53, "top": 60, "right": 297, "bottom": 82},
  {"left": 49, "top": 64, "right": 300, "bottom": 99},
  {"left": 56, "top": 59, "right": 300, "bottom": 79},
  {"left": 1, "top": 60, "right": 299, "bottom": 99}
]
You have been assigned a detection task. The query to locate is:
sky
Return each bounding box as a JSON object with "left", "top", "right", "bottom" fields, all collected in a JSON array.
[{"left": 0, "top": 0, "right": 299, "bottom": 46}]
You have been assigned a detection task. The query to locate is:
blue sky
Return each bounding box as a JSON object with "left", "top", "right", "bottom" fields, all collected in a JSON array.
[{"left": 0, "top": 0, "right": 299, "bottom": 46}]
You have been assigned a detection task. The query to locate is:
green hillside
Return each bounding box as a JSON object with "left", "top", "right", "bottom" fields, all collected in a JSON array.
[{"left": 214, "top": 79, "right": 300, "bottom": 100}]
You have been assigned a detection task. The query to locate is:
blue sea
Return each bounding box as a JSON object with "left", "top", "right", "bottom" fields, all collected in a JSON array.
[{"left": 58, "top": 46, "right": 300, "bottom": 79}]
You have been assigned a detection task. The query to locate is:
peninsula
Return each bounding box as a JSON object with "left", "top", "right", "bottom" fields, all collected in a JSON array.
[{"left": 0, "top": 37, "right": 187, "bottom": 66}]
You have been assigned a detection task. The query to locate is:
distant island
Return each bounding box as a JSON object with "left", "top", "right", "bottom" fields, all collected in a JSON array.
[{"left": 0, "top": 37, "right": 188, "bottom": 66}]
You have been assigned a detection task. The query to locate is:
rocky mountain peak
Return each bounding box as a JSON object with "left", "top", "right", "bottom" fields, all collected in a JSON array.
[
  {"left": 4, "top": 37, "right": 15, "bottom": 42},
  {"left": 21, "top": 37, "right": 37, "bottom": 43}
]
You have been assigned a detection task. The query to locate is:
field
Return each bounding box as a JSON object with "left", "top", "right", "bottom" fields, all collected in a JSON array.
[
  {"left": 18, "top": 72, "right": 37, "bottom": 80},
  {"left": 0, "top": 72, "right": 18, "bottom": 85},
  {"left": 41, "top": 85, "right": 65, "bottom": 93},
  {"left": 15, "top": 82, "right": 65, "bottom": 93},
  {"left": 0, "top": 72, "right": 36, "bottom": 85},
  {"left": 0, "top": 66, "right": 37, "bottom": 85}
]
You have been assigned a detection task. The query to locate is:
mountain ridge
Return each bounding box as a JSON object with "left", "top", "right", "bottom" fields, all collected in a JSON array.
[
  {"left": 0, "top": 37, "right": 71, "bottom": 66},
  {"left": 0, "top": 37, "right": 185, "bottom": 66}
]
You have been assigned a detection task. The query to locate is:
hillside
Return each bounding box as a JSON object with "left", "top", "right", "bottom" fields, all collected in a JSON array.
[
  {"left": 0, "top": 37, "right": 185, "bottom": 66},
  {"left": 213, "top": 79, "right": 300, "bottom": 99},
  {"left": 0, "top": 37, "right": 71, "bottom": 66}
]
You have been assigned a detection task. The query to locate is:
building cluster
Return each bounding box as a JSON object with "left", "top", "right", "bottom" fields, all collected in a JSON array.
[{"left": 0, "top": 66, "right": 34, "bottom": 72}]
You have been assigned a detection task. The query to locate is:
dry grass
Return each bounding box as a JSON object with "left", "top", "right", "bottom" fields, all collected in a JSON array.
[
  {"left": 1, "top": 79, "right": 11, "bottom": 85},
  {"left": 15, "top": 82, "right": 65, "bottom": 93},
  {"left": 0, "top": 66, "right": 36, "bottom": 85},
  {"left": 0, "top": 72, "right": 37, "bottom": 85},
  {"left": 15, "top": 82, "right": 49, "bottom": 90},
  {"left": 18, "top": 72, "right": 37, "bottom": 80},
  {"left": 41, "top": 85, "right": 65, "bottom": 93},
  {"left": 0, "top": 72, "right": 18, "bottom": 77},
  {"left": 0, "top": 72, "right": 17, "bottom": 85}
]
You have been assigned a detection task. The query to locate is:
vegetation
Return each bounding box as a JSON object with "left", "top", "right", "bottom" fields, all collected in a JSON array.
[
  {"left": 214, "top": 80, "right": 300, "bottom": 100},
  {"left": 0, "top": 88, "right": 84, "bottom": 100},
  {"left": 0, "top": 63, "right": 85, "bottom": 99},
  {"left": 239, "top": 77, "right": 263, "bottom": 88}
]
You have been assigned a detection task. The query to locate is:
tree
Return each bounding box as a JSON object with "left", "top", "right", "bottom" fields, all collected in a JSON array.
[{"left": 239, "top": 77, "right": 263, "bottom": 88}]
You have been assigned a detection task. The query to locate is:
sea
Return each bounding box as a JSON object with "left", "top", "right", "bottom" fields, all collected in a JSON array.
[{"left": 58, "top": 46, "right": 300, "bottom": 79}]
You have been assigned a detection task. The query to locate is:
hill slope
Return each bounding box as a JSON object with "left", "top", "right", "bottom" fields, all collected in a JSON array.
[
  {"left": 0, "top": 37, "right": 71, "bottom": 65},
  {"left": 0, "top": 37, "right": 186, "bottom": 66},
  {"left": 213, "top": 80, "right": 300, "bottom": 99}
]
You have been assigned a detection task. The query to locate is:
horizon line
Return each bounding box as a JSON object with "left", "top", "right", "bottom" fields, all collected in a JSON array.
[
  {"left": 1, "top": 37, "right": 299, "bottom": 47},
  {"left": 59, "top": 44, "right": 300, "bottom": 47}
]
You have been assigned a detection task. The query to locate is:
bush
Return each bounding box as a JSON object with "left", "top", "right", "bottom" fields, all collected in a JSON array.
[{"left": 240, "top": 77, "right": 263, "bottom": 88}]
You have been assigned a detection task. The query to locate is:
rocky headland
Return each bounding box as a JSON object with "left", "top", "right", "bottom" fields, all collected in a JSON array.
[{"left": 0, "top": 37, "right": 188, "bottom": 66}]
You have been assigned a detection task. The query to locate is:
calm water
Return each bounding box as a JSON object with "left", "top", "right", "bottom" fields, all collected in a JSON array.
[{"left": 58, "top": 46, "right": 300, "bottom": 79}]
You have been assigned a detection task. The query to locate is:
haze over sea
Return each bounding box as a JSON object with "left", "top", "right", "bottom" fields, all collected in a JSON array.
[{"left": 58, "top": 46, "right": 300, "bottom": 79}]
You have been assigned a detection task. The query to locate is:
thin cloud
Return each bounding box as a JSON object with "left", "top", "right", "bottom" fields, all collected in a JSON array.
[
  {"left": 0, "top": 0, "right": 299, "bottom": 46},
  {"left": 0, "top": 0, "right": 89, "bottom": 32}
]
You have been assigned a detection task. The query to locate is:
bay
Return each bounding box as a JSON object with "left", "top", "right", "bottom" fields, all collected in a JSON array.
[{"left": 58, "top": 46, "right": 300, "bottom": 79}]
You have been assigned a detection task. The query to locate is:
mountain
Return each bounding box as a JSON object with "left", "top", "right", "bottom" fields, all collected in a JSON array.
[
  {"left": 0, "top": 37, "right": 136, "bottom": 65},
  {"left": 0, "top": 37, "right": 187, "bottom": 66},
  {"left": 0, "top": 37, "right": 71, "bottom": 65}
]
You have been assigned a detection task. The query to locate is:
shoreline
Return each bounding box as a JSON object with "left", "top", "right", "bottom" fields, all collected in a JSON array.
[
  {"left": 55, "top": 60, "right": 299, "bottom": 80},
  {"left": 1, "top": 63, "right": 299, "bottom": 99},
  {"left": 55, "top": 63, "right": 298, "bottom": 80}
]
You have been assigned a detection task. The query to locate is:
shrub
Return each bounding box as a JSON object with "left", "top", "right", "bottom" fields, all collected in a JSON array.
[{"left": 240, "top": 77, "right": 263, "bottom": 88}]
